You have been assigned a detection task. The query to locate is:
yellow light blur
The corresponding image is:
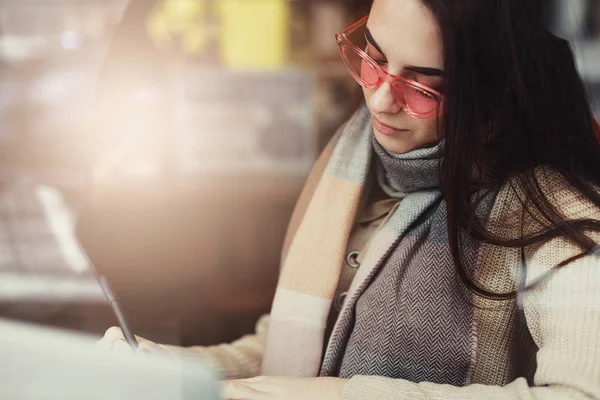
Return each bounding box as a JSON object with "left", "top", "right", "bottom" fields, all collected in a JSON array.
[
  {"left": 147, "top": 0, "right": 210, "bottom": 55},
  {"left": 216, "top": 0, "right": 289, "bottom": 69}
]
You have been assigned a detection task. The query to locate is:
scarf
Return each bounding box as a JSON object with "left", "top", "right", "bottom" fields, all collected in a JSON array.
[{"left": 262, "top": 105, "right": 485, "bottom": 385}]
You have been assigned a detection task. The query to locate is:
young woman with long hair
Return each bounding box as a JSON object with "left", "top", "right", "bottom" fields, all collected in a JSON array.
[{"left": 101, "top": 1, "right": 600, "bottom": 399}]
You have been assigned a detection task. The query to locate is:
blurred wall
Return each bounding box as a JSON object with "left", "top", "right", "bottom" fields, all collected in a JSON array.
[{"left": 77, "top": 0, "right": 370, "bottom": 345}]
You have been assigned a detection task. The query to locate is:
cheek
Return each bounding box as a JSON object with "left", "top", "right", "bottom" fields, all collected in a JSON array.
[
  {"left": 419, "top": 117, "right": 442, "bottom": 141},
  {"left": 407, "top": 115, "right": 442, "bottom": 150}
]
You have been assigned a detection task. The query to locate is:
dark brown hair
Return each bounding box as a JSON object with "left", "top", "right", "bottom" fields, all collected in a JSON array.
[{"left": 420, "top": 0, "right": 600, "bottom": 299}]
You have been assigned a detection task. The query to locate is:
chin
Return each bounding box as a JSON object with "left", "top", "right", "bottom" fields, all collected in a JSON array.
[{"left": 373, "top": 129, "right": 415, "bottom": 155}]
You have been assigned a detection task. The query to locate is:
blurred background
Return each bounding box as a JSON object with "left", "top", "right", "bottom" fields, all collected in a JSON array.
[{"left": 0, "top": 0, "right": 598, "bottom": 347}]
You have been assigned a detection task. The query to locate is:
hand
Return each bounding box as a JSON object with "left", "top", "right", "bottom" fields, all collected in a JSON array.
[
  {"left": 96, "top": 326, "right": 172, "bottom": 357},
  {"left": 221, "top": 376, "right": 348, "bottom": 400}
]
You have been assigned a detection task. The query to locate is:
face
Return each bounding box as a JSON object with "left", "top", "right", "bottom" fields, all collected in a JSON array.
[{"left": 365, "top": 0, "right": 444, "bottom": 154}]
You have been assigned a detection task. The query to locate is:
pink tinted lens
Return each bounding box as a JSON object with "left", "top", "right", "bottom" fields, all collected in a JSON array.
[
  {"left": 392, "top": 82, "right": 439, "bottom": 116},
  {"left": 341, "top": 46, "right": 378, "bottom": 86}
]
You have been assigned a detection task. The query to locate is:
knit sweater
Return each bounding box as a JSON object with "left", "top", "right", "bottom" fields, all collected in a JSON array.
[{"left": 163, "top": 143, "right": 600, "bottom": 399}]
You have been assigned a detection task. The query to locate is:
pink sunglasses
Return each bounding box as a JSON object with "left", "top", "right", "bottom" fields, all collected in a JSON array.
[{"left": 335, "top": 15, "right": 445, "bottom": 119}]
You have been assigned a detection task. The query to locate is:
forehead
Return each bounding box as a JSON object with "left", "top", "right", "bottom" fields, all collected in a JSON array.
[{"left": 368, "top": 0, "right": 443, "bottom": 69}]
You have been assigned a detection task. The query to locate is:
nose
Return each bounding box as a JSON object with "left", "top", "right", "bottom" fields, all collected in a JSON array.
[{"left": 367, "top": 81, "right": 403, "bottom": 115}]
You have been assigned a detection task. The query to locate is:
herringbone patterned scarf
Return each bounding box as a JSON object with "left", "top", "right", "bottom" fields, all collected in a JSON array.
[
  {"left": 262, "top": 105, "right": 484, "bottom": 385},
  {"left": 320, "top": 138, "right": 479, "bottom": 385}
]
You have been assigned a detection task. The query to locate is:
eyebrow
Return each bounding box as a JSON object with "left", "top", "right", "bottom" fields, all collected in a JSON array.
[
  {"left": 364, "top": 26, "right": 445, "bottom": 78},
  {"left": 365, "top": 27, "right": 385, "bottom": 55},
  {"left": 405, "top": 66, "right": 444, "bottom": 77}
]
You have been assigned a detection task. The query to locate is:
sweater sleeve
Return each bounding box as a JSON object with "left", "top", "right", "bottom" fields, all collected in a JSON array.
[
  {"left": 341, "top": 187, "right": 600, "bottom": 400},
  {"left": 160, "top": 314, "right": 270, "bottom": 379}
]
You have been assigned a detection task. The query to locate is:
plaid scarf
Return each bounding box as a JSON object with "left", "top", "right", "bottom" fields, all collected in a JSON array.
[{"left": 261, "top": 105, "right": 485, "bottom": 383}]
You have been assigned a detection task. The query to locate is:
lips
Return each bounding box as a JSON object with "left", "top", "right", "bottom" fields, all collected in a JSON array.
[{"left": 372, "top": 115, "right": 409, "bottom": 136}]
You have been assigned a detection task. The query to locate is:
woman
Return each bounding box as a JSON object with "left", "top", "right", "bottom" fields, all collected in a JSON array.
[{"left": 100, "top": 0, "right": 600, "bottom": 399}]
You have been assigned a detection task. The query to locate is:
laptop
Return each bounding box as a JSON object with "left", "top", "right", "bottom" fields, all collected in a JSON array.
[{"left": 0, "top": 318, "right": 221, "bottom": 400}]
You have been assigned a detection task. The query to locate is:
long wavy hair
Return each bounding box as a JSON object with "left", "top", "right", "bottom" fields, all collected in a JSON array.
[{"left": 418, "top": 0, "right": 600, "bottom": 299}]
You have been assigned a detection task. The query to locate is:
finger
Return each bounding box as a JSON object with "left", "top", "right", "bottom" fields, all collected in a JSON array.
[
  {"left": 220, "top": 381, "right": 266, "bottom": 400},
  {"left": 233, "top": 376, "right": 271, "bottom": 384},
  {"left": 132, "top": 334, "right": 154, "bottom": 344},
  {"left": 97, "top": 327, "right": 151, "bottom": 345},
  {"left": 99, "top": 326, "right": 126, "bottom": 342},
  {"left": 136, "top": 341, "right": 172, "bottom": 357},
  {"left": 227, "top": 376, "right": 278, "bottom": 392},
  {"left": 94, "top": 327, "right": 125, "bottom": 350},
  {"left": 111, "top": 338, "right": 134, "bottom": 353}
]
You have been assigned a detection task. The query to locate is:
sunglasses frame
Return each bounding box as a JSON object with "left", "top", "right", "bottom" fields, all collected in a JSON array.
[{"left": 335, "top": 15, "right": 445, "bottom": 119}]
